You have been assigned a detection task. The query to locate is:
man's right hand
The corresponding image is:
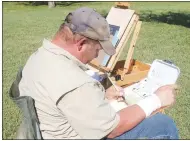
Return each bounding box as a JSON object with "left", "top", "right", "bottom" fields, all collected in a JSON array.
[
  {"left": 107, "top": 84, "right": 179, "bottom": 138},
  {"left": 155, "top": 84, "right": 178, "bottom": 107}
]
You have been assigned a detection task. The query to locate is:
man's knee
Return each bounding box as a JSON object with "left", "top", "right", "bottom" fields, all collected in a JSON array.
[{"left": 149, "top": 113, "right": 179, "bottom": 139}]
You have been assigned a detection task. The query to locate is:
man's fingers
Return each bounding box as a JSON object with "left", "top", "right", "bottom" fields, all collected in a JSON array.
[
  {"left": 115, "top": 85, "right": 122, "bottom": 91},
  {"left": 161, "top": 84, "right": 179, "bottom": 90},
  {"left": 115, "top": 91, "right": 123, "bottom": 97},
  {"left": 169, "top": 84, "right": 179, "bottom": 90},
  {"left": 115, "top": 86, "right": 124, "bottom": 96}
]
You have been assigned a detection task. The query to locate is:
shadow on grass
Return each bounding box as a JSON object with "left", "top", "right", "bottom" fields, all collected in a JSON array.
[
  {"left": 140, "top": 11, "right": 190, "bottom": 28},
  {"left": 15, "top": 1, "right": 48, "bottom": 6},
  {"left": 16, "top": 1, "right": 90, "bottom": 6},
  {"left": 56, "top": 1, "right": 89, "bottom": 6}
]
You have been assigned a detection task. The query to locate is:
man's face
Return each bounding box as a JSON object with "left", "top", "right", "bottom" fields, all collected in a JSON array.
[
  {"left": 74, "top": 36, "right": 103, "bottom": 64},
  {"left": 78, "top": 39, "right": 102, "bottom": 64},
  {"left": 84, "top": 40, "right": 102, "bottom": 63}
]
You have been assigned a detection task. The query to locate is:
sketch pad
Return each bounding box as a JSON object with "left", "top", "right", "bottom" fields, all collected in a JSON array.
[{"left": 124, "top": 59, "right": 180, "bottom": 105}]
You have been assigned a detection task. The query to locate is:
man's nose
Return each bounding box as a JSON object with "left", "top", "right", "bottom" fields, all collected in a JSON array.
[{"left": 99, "top": 45, "right": 103, "bottom": 50}]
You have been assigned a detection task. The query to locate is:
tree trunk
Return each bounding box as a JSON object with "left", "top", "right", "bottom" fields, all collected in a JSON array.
[{"left": 48, "top": 2, "right": 55, "bottom": 8}]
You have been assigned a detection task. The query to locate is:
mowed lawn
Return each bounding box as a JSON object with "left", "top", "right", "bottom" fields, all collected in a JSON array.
[{"left": 3, "top": 2, "right": 190, "bottom": 139}]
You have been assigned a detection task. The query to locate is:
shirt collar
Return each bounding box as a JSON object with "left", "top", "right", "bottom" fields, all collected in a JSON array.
[{"left": 42, "top": 39, "right": 88, "bottom": 71}]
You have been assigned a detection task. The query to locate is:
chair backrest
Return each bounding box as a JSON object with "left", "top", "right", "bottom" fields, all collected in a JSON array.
[{"left": 9, "top": 68, "right": 42, "bottom": 139}]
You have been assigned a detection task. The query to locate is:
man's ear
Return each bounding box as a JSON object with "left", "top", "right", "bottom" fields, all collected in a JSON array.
[{"left": 76, "top": 37, "right": 87, "bottom": 51}]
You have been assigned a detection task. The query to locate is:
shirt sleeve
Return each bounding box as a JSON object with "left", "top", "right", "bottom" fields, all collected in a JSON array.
[{"left": 57, "top": 81, "right": 120, "bottom": 139}]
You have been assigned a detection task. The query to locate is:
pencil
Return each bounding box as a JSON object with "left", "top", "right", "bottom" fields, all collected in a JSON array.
[{"left": 108, "top": 76, "right": 119, "bottom": 91}]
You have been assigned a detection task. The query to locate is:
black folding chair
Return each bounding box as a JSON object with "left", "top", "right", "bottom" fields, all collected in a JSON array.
[{"left": 9, "top": 68, "right": 42, "bottom": 139}]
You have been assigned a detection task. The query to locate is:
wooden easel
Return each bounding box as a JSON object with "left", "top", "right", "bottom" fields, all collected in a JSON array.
[
  {"left": 89, "top": 3, "right": 165, "bottom": 114},
  {"left": 89, "top": 4, "right": 150, "bottom": 87},
  {"left": 115, "top": 2, "right": 130, "bottom": 9}
]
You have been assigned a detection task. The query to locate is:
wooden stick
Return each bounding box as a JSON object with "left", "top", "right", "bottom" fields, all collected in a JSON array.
[
  {"left": 124, "top": 21, "right": 142, "bottom": 72},
  {"left": 107, "top": 15, "right": 139, "bottom": 71},
  {"left": 88, "top": 60, "right": 110, "bottom": 73},
  {"left": 107, "top": 76, "right": 120, "bottom": 91},
  {"left": 121, "top": 21, "right": 142, "bottom": 80}
]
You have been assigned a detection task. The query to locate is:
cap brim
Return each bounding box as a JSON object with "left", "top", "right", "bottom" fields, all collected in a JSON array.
[{"left": 99, "top": 40, "right": 116, "bottom": 56}]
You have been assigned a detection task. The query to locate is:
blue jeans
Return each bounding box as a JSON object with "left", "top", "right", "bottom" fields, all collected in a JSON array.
[{"left": 109, "top": 113, "right": 179, "bottom": 139}]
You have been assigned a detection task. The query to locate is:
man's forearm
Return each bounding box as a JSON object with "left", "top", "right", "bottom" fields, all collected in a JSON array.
[
  {"left": 107, "top": 94, "right": 161, "bottom": 138},
  {"left": 107, "top": 104, "right": 146, "bottom": 138}
]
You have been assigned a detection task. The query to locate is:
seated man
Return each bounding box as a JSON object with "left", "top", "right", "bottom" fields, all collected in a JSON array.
[{"left": 19, "top": 7, "right": 179, "bottom": 139}]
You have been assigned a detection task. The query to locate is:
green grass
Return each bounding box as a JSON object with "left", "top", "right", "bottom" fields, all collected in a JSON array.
[{"left": 3, "top": 2, "right": 190, "bottom": 139}]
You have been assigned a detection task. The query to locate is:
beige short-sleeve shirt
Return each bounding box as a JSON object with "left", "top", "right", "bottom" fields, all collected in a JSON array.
[{"left": 19, "top": 39, "right": 119, "bottom": 139}]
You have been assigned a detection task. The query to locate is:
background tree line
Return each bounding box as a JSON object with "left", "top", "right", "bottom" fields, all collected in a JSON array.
[{"left": 17, "top": 1, "right": 83, "bottom": 8}]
